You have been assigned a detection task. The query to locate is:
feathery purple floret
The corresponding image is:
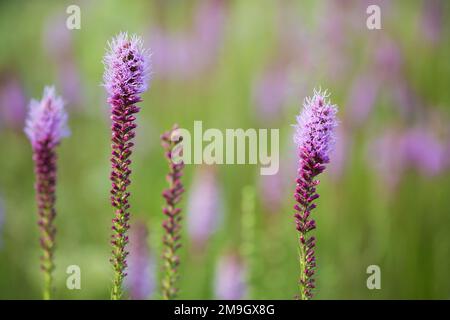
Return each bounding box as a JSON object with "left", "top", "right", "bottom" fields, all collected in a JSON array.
[
  {"left": 25, "top": 86, "right": 69, "bottom": 148},
  {"left": 294, "top": 89, "right": 338, "bottom": 163},
  {"left": 104, "top": 33, "right": 151, "bottom": 300},
  {"left": 103, "top": 33, "right": 151, "bottom": 99},
  {"left": 24, "top": 86, "right": 68, "bottom": 299},
  {"left": 293, "top": 89, "right": 338, "bottom": 300}
]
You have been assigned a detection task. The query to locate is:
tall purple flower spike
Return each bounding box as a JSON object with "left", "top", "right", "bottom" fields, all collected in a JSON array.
[
  {"left": 161, "top": 125, "right": 185, "bottom": 300},
  {"left": 293, "top": 89, "right": 338, "bottom": 300},
  {"left": 103, "top": 32, "right": 151, "bottom": 300},
  {"left": 187, "top": 166, "right": 221, "bottom": 250},
  {"left": 215, "top": 253, "right": 247, "bottom": 300},
  {"left": 24, "top": 86, "right": 69, "bottom": 300}
]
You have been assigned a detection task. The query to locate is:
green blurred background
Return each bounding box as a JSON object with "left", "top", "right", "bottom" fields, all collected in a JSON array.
[{"left": 0, "top": 0, "right": 449, "bottom": 299}]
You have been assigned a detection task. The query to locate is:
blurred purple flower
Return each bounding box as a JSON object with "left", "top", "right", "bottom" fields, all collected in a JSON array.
[
  {"left": 368, "top": 129, "right": 406, "bottom": 190},
  {"left": 0, "top": 76, "right": 27, "bottom": 130},
  {"left": 368, "top": 126, "right": 446, "bottom": 189},
  {"left": 259, "top": 171, "right": 284, "bottom": 214},
  {"left": 374, "top": 38, "right": 403, "bottom": 81},
  {"left": 259, "top": 134, "right": 297, "bottom": 214},
  {"left": 421, "top": 0, "right": 443, "bottom": 45},
  {"left": 391, "top": 82, "right": 419, "bottom": 117},
  {"left": 317, "top": 1, "right": 348, "bottom": 79},
  {"left": 149, "top": 0, "right": 225, "bottom": 80},
  {"left": 328, "top": 126, "right": 350, "bottom": 180},
  {"left": 187, "top": 166, "right": 222, "bottom": 250},
  {"left": 126, "top": 221, "right": 155, "bottom": 300},
  {"left": 58, "top": 63, "right": 83, "bottom": 107},
  {"left": 195, "top": 0, "right": 225, "bottom": 57},
  {"left": 25, "top": 86, "right": 68, "bottom": 299},
  {"left": 252, "top": 67, "right": 289, "bottom": 122},
  {"left": 43, "top": 15, "right": 72, "bottom": 58},
  {"left": 346, "top": 74, "right": 379, "bottom": 127},
  {"left": 251, "top": 2, "right": 314, "bottom": 122},
  {"left": 215, "top": 253, "right": 247, "bottom": 300},
  {"left": 43, "top": 14, "right": 83, "bottom": 106},
  {"left": 372, "top": 37, "right": 419, "bottom": 117},
  {"left": 403, "top": 127, "right": 446, "bottom": 177},
  {"left": 25, "top": 86, "right": 69, "bottom": 148},
  {"left": 446, "top": 141, "right": 450, "bottom": 169}
]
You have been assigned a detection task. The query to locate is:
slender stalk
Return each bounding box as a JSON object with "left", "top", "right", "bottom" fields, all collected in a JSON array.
[
  {"left": 240, "top": 186, "right": 256, "bottom": 299},
  {"left": 161, "top": 125, "right": 184, "bottom": 300},
  {"left": 109, "top": 97, "right": 141, "bottom": 300},
  {"left": 35, "top": 141, "right": 57, "bottom": 300}
]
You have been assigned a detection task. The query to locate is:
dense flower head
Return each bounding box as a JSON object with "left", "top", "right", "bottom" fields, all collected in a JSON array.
[
  {"left": 294, "top": 89, "right": 338, "bottom": 163},
  {"left": 103, "top": 32, "right": 151, "bottom": 99},
  {"left": 24, "top": 86, "right": 69, "bottom": 149}
]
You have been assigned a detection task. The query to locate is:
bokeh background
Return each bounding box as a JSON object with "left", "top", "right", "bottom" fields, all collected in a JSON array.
[{"left": 0, "top": 0, "right": 449, "bottom": 299}]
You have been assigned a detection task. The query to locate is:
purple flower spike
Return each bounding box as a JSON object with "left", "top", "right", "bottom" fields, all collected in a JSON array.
[
  {"left": 293, "top": 89, "right": 338, "bottom": 300},
  {"left": 126, "top": 220, "right": 155, "bottom": 300},
  {"left": 0, "top": 75, "right": 27, "bottom": 131},
  {"left": 161, "top": 125, "right": 185, "bottom": 300},
  {"left": 421, "top": 0, "right": 443, "bottom": 46},
  {"left": 187, "top": 166, "right": 222, "bottom": 250},
  {"left": 103, "top": 33, "right": 151, "bottom": 300},
  {"left": 215, "top": 253, "right": 247, "bottom": 300},
  {"left": 24, "top": 86, "right": 69, "bottom": 299}
]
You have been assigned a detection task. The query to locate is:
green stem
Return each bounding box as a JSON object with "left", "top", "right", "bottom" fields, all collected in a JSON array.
[
  {"left": 43, "top": 269, "right": 52, "bottom": 300},
  {"left": 298, "top": 240, "right": 308, "bottom": 300},
  {"left": 162, "top": 203, "right": 178, "bottom": 300},
  {"left": 240, "top": 186, "right": 256, "bottom": 299},
  {"left": 111, "top": 197, "right": 126, "bottom": 300}
]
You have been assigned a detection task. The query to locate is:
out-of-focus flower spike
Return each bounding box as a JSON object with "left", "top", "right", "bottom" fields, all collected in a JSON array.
[
  {"left": 187, "top": 166, "right": 222, "bottom": 250},
  {"left": 24, "top": 86, "right": 69, "bottom": 299},
  {"left": 161, "top": 124, "right": 185, "bottom": 300},
  {"left": 214, "top": 252, "right": 247, "bottom": 300}
]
